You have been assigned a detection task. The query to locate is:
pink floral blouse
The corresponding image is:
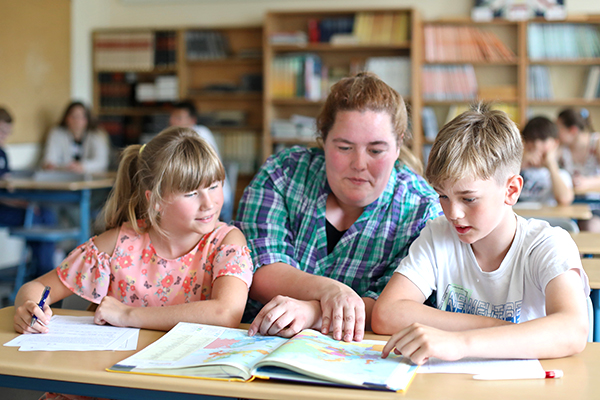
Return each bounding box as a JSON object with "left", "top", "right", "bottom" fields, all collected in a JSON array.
[{"left": 57, "top": 222, "right": 253, "bottom": 306}]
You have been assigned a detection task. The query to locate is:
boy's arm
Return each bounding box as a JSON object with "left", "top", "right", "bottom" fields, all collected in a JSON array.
[
  {"left": 545, "top": 156, "right": 574, "bottom": 205},
  {"left": 372, "top": 273, "right": 512, "bottom": 334},
  {"left": 381, "top": 270, "right": 588, "bottom": 364}
]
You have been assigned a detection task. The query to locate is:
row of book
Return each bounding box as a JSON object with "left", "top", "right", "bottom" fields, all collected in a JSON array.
[
  {"left": 583, "top": 66, "right": 600, "bottom": 99},
  {"left": 422, "top": 65, "right": 478, "bottom": 101},
  {"left": 365, "top": 57, "right": 411, "bottom": 96},
  {"left": 270, "top": 11, "right": 410, "bottom": 46},
  {"left": 527, "top": 65, "right": 554, "bottom": 100},
  {"left": 94, "top": 31, "right": 177, "bottom": 71},
  {"left": 424, "top": 25, "right": 516, "bottom": 62},
  {"left": 212, "top": 131, "right": 258, "bottom": 175},
  {"left": 185, "top": 30, "right": 229, "bottom": 60},
  {"left": 528, "top": 24, "right": 600, "bottom": 60},
  {"left": 271, "top": 114, "right": 316, "bottom": 139},
  {"left": 98, "top": 73, "right": 179, "bottom": 108}
]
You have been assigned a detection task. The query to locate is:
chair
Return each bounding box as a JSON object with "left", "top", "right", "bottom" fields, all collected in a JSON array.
[
  {"left": 8, "top": 204, "right": 79, "bottom": 303},
  {"left": 539, "top": 217, "right": 580, "bottom": 233}
]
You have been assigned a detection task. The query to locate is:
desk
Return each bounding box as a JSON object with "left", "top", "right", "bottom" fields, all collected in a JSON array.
[
  {"left": 1, "top": 307, "right": 600, "bottom": 400},
  {"left": 0, "top": 173, "right": 115, "bottom": 245},
  {"left": 514, "top": 203, "right": 592, "bottom": 220},
  {"left": 571, "top": 232, "right": 600, "bottom": 256}
]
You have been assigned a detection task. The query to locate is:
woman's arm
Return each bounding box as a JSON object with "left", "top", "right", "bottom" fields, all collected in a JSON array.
[{"left": 81, "top": 131, "right": 110, "bottom": 173}]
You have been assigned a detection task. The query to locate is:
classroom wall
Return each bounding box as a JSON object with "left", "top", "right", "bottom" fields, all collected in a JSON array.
[{"left": 0, "top": 0, "right": 71, "bottom": 148}]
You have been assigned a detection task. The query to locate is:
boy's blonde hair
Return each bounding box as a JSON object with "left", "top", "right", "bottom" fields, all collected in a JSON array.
[
  {"left": 425, "top": 103, "right": 523, "bottom": 188},
  {"left": 103, "top": 126, "right": 225, "bottom": 236}
]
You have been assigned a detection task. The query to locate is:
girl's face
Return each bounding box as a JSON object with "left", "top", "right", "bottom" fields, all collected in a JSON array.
[
  {"left": 556, "top": 118, "right": 577, "bottom": 146},
  {"left": 323, "top": 110, "right": 400, "bottom": 211},
  {"left": 66, "top": 106, "right": 88, "bottom": 138},
  {"left": 158, "top": 181, "right": 224, "bottom": 237}
]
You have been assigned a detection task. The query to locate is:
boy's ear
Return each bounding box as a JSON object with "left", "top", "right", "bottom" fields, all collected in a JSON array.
[{"left": 505, "top": 174, "right": 523, "bottom": 206}]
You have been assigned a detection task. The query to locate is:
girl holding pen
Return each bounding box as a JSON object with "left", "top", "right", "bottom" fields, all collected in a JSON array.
[{"left": 14, "top": 127, "right": 253, "bottom": 335}]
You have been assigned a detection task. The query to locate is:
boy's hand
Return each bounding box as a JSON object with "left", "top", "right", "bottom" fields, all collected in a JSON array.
[
  {"left": 94, "top": 296, "right": 131, "bottom": 327},
  {"left": 381, "top": 323, "right": 467, "bottom": 365},
  {"left": 13, "top": 299, "right": 52, "bottom": 334},
  {"left": 248, "top": 296, "right": 321, "bottom": 338},
  {"left": 542, "top": 140, "right": 560, "bottom": 169}
]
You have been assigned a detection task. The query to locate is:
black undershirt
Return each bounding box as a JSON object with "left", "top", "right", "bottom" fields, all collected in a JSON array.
[{"left": 325, "top": 219, "right": 347, "bottom": 255}]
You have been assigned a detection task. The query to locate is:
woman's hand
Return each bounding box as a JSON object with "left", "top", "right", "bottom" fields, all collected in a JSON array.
[
  {"left": 13, "top": 299, "right": 52, "bottom": 334},
  {"left": 248, "top": 296, "right": 321, "bottom": 338},
  {"left": 94, "top": 296, "right": 131, "bottom": 327},
  {"left": 319, "top": 284, "right": 365, "bottom": 342},
  {"left": 382, "top": 323, "right": 467, "bottom": 365}
]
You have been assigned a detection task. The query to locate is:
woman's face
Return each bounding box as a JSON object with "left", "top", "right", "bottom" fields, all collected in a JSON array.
[
  {"left": 66, "top": 106, "right": 88, "bottom": 138},
  {"left": 323, "top": 110, "right": 400, "bottom": 210}
]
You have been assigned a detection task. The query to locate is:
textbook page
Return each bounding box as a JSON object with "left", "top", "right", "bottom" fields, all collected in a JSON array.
[
  {"left": 418, "top": 357, "right": 544, "bottom": 375},
  {"left": 110, "top": 322, "right": 288, "bottom": 380},
  {"left": 4, "top": 316, "right": 139, "bottom": 351}
]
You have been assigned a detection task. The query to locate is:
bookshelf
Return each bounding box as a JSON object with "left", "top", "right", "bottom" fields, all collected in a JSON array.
[
  {"left": 92, "top": 26, "right": 263, "bottom": 209},
  {"left": 262, "top": 9, "right": 422, "bottom": 162},
  {"left": 420, "top": 19, "right": 523, "bottom": 161}
]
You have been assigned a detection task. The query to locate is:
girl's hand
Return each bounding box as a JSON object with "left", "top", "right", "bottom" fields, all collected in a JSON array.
[
  {"left": 249, "top": 296, "right": 321, "bottom": 338},
  {"left": 94, "top": 296, "right": 131, "bottom": 327},
  {"left": 13, "top": 299, "right": 52, "bottom": 334},
  {"left": 381, "top": 323, "right": 467, "bottom": 365}
]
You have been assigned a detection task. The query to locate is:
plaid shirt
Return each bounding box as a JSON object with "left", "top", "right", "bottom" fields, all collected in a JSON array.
[{"left": 235, "top": 147, "right": 442, "bottom": 317}]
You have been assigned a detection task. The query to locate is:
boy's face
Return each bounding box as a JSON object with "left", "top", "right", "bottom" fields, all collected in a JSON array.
[
  {"left": 169, "top": 109, "right": 196, "bottom": 128},
  {"left": 0, "top": 121, "right": 12, "bottom": 147},
  {"left": 434, "top": 175, "right": 520, "bottom": 245},
  {"left": 523, "top": 138, "right": 558, "bottom": 168}
]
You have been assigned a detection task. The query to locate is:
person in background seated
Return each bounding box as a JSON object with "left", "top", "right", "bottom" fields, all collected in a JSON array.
[
  {"left": 169, "top": 100, "right": 234, "bottom": 222},
  {"left": 236, "top": 72, "right": 442, "bottom": 342},
  {"left": 373, "top": 104, "right": 589, "bottom": 365},
  {"left": 520, "top": 116, "right": 573, "bottom": 206},
  {"left": 557, "top": 108, "right": 600, "bottom": 232},
  {"left": 0, "top": 107, "right": 57, "bottom": 277},
  {"left": 42, "top": 101, "right": 110, "bottom": 174}
]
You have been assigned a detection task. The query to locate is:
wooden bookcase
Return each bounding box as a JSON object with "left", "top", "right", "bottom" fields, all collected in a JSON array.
[
  {"left": 262, "top": 9, "right": 423, "bottom": 162},
  {"left": 92, "top": 26, "right": 263, "bottom": 208}
]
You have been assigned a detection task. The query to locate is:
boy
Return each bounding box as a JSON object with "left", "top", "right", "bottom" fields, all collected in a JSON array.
[
  {"left": 372, "top": 104, "right": 590, "bottom": 364},
  {"left": 169, "top": 101, "right": 234, "bottom": 222},
  {"left": 520, "top": 116, "right": 574, "bottom": 206}
]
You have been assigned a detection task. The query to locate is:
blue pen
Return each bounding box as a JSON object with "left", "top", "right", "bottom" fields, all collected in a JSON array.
[{"left": 30, "top": 286, "right": 51, "bottom": 328}]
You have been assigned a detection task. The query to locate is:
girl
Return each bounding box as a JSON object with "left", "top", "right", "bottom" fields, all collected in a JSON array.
[
  {"left": 557, "top": 108, "right": 600, "bottom": 232},
  {"left": 43, "top": 101, "right": 110, "bottom": 174},
  {"left": 14, "top": 126, "right": 253, "bottom": 335}
]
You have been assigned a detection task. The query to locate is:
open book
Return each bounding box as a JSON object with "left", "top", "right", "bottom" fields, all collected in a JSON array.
[{"left": 107, "top": 322, "right": 417, "bottom": 392}]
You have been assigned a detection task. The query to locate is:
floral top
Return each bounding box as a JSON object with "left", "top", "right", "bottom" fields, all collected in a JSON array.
[{"left": 57, "top": 222, "right": 253, "bottom": 306}]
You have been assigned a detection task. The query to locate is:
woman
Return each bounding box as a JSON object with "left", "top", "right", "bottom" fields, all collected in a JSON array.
[
  {"left": 43, "top": 101, "right": 109, "bottom": 174},
  {"left": 235, "top": 72, "right": 442, "bottom": 342}
]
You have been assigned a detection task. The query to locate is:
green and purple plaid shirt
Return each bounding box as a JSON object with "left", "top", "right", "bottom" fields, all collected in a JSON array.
[{"left": 235, "top": 147, "right": 442, "bottom": 318}]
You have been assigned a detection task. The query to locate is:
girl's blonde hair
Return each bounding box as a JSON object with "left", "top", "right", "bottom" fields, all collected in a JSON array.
[
  {"left": 103, "top": 126, "right": 225, "bottom": 236},
  {"left": 316, "top": 71, "right": 423, "bottom": 174}
]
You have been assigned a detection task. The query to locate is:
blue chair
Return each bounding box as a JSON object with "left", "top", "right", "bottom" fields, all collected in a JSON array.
[{"left": 8, "top": 204, "right": 80, "bottom": 303}]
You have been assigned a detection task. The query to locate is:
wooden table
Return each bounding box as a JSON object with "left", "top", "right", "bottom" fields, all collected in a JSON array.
[
  {"left": 0, "top": 172, "right": 115, "bottom": 245},
  {"left": 571, "top": 232, "right": 600, "bottom": 256},
  {"left": 1, "top": 307, "right": 600, "bottom": 400},
  {"left": 514, "top": 203, "right": 592, "bottom": 220}
]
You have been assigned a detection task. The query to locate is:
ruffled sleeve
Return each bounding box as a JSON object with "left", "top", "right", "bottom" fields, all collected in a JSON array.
[
  {"left": 212, "top": 244, "right": 254, "bottom": 289},
  {"left": 56, "top": 237, "right": 112, "bottom": 303}
]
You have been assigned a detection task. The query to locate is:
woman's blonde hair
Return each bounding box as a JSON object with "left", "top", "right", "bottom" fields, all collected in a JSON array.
[
  {"left": 103, "top": 127, "right": 225, "bottom": 236},
  {"left": 425, "top": 103, "right": 523, "bottom": 188},
  {"left": 316, "top": 71, "right": 422, "bottom": 174}
]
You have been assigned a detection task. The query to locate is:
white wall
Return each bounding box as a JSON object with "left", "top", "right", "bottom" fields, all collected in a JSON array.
[{"left": 71, "top": 0, "right": 600, "bottom": 103}]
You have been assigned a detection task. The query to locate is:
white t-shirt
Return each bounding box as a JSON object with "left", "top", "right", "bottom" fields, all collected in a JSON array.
[
  {"left": 520, "top": 167, "right": 573, "bottom": 205},
  {"left": 396, "top": 215, "right": 590, "bottom": 323}
]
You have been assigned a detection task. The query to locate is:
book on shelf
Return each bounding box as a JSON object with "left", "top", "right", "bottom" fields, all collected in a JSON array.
[
  {"left": 154, "top": 31, "right": 177, "bottom": 68},
  {"left": 422, "top": 65, "right": 478, "bottom": 101},
  {"left": 528, "top": 23, "right": 600, "bottom": 60},
  {"left": 352, "top": 11, "right": 410, "bottom": 45},
  {"left": 107, "top": 322, "right": 417, "bottom": 392},
  {"left": 527, "top": 65, "right": 554, "bottom": 100},
  {"left": 422, "top": 107, "right": 439, "bottom": 142},
  {"left": 583, "top": 66, "right": 600, "bottom": 99},
  {"left": 186, "top": 30, "right": 229, "bottom": 60},
  {"left": 423, "top": 25, "right": 515, "bottom": 62},
  {"left": 365, "top": 57, "right": 411, "bottom": 96},
  {"left": 212, "top": 130, "right": 257, "bottom": 175},
  {"left": 271, "top": 53, "right": 323, "bottom": 100}
]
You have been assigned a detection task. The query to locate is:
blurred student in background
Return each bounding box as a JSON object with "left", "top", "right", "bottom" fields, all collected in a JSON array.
[
  {"left": 169, "top": 100, "right": 234, "bottom": 222},
  {"left": 0, "top": 107, "right": 57, "bottom": 276},
  {"left": 557, "top": 108, "right": 600, "bottom": 232},
  {"left": 520, "top": 116, "right": 573, "bottom": 206},
  {"left": 43, "top": 101, "right": 110, "bottom": 174}
]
